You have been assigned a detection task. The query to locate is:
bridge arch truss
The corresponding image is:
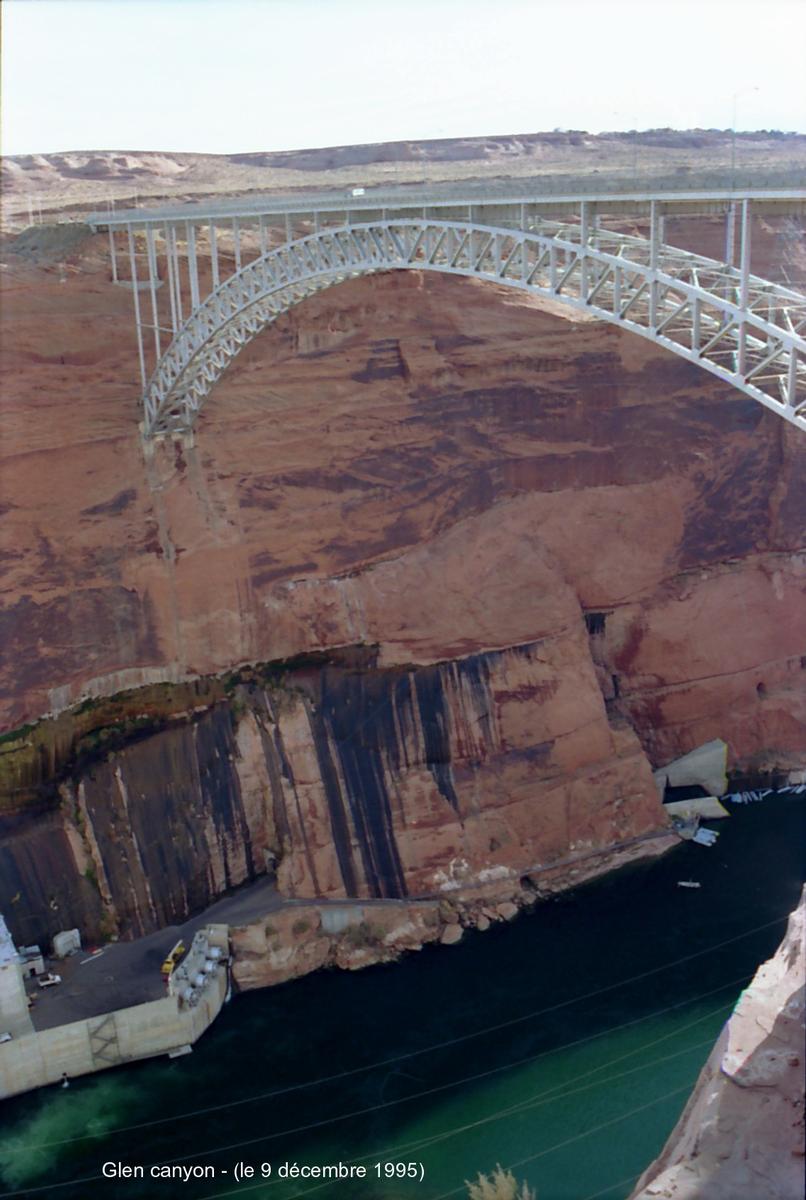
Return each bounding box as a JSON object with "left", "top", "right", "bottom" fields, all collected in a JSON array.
[{"left": 89, "top": 191, "right": 806, "bottom": 435}]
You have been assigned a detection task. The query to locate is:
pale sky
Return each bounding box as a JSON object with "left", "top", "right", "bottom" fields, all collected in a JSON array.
[{"left": 2, "top": 0, "right": 805, "bottom": 157}]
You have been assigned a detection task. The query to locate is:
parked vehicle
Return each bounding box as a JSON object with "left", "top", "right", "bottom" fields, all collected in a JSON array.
[
  {"left": 161, "top": 940, "right": 186, "bottom": 981},
  {"left": 38, "top": 972, "right": 61, "bottom": 988},
  {"left": 0, "top": 1031, "right": 12, "bottom": 1043}
]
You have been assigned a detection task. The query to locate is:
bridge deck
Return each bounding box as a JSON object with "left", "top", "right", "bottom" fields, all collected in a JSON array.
[{"left": 88, "top": 186, "right": 806, "bottom": 228}]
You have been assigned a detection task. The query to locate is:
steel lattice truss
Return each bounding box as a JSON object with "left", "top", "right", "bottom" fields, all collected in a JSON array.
[{"left": 140, "top": 216, "right": 806, "bottom": 435}]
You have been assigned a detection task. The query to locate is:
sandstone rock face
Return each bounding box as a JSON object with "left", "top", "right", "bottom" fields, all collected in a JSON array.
[
  {"left": 440, "top": 923, "right": 464, "bottom": 945},
  {"left": 631, "top": 888, "right": 806, "bottom": 1200},
  {"left": 0, "top": 645, "right": 667, "bottom": 946},
  {"left": 2, "top": 244, "right": 802, "bottom": 764},
  {"left": 230, "top": 902, "right": 444, "bottom": 990},
  {"left": 0, "top": 234, "right": 803, "bottom": 947}
]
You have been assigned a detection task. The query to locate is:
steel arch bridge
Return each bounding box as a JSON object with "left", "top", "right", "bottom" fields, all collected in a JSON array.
[{"left": 88, "top": 189, "right": 806, "bottom": 436}]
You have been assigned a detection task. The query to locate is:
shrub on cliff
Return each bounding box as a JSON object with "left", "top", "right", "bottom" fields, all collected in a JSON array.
[
  {"left": 466, "top": 1166, "right": 536, "bottom": 1200},
  {"left": 342, "top": 920, "right": 380, "bottom": 949}
]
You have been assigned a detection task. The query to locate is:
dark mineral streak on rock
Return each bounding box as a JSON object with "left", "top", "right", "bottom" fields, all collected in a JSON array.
[
  {"left": 414, "top": 666, "right": 459, "bottom": 810},
  {"left": 0, "top": 817, "right": 104, "bottom": 945},
  {"left": 80, "top": 488, "right": 138, "bottom": 518},
  {"left": 314, "top": 667, "right": 407, "bottom": 898},
  {"left": 310, "top": 702, "right": 360, "bottom": 898},
  {"left": 74, "top": 705, "right": 258, "bottom": 939}
]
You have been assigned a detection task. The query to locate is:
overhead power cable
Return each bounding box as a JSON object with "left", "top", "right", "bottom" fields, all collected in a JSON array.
[
  {"left": 191, "top": 1033, "right": 713, "bottom": 1200},
  {"left": 4, "top": 912, "right": 781, "bottom": 1153},
  {"left": 0, "top": 1012, "right": 722, "bottom": 1199},
  {"left": 578, "top": 1171, "right": 642, "bottom": 1199},
  {"left": 206, "top": 1068, "right": 701, "bottom": 1200},
  {"left": 421, "top": 1079, "right": 696, "bottom": 1200},
  {"left": 0, "top": 909, "right": 788, "bottom": 1199},
  {"left": 189, "top": 1021, "right": 722, "bottom": 1198},
  {"left": 9, "top": 969, "right": 744, "bottom": 1158}
]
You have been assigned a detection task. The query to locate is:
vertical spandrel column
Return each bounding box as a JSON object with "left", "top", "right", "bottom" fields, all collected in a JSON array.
[
  {"left": 145, "top": 226, "right": 161, "bottom": 359},
  {"left": 165, "top": 224, "right": 179, "bottom": 333},
  {"left": 108, "top": 226, "right": 118, "bottom": 283},
  {"left": 232, "top": 218, "right": 242, "bottom": 271},
  {"left": 210, "top": 222, "right": 220, "bottom": 290},
  {"left": 725, "top": 202, "right": 737, "bottom": 267},
  {"left": 649, "top": 200, "right": 660, "bottom": 327},
  {"left": 579, "top": 200, "right": 590, "bottom": 301},
  {"left": 170, "top": 225, "right": 184, "bottom": 325},
  {"left": 738, "top": 200, "right": 752, "bottom": 374},
  {"left": 127, "top": 224, "right": 147, "bottom": 390},
  {"left": 186, "top": 221, "right": 200, "bottom": 311}
]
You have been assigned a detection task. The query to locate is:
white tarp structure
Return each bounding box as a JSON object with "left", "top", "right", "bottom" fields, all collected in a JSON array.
[
  {"left": 0, "top": 915, "right": 18, "bottom": 968},
  {"left": 654, "top": 739, "right": 729, "bottom": 799},
  {"left": 0, "top": 915, "right": 33, "bottom": 1038},
  {"left": 52, "top": 929, "right": 81, "bottom": 958}
]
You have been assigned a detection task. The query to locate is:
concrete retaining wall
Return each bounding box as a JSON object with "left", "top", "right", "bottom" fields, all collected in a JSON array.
[{"left": 0, "top": 926, "right": 229, "bottom": 1100}]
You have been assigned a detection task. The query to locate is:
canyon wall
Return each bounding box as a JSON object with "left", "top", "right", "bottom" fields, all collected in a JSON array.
[
  {"left": 1, "top": 226, "right": 803, "bottom": 947},
  {"left": 0, "top": 643, "right": 665, "bottom": 946},
  {"left": 631, "top": 888, "right": 806, "bottom": 1200}
]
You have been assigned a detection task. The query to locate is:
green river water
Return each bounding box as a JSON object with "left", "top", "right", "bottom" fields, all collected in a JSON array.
[{"left": 0, "top": 792, "right": 803, "bottom": 1200}]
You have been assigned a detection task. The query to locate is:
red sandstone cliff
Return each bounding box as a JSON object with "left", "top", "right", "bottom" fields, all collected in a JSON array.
[
  {"left": 0, "top": 224, "right": 803, "bottom": 945},
  {"left": 631, "top": 888, "right": 806, "bottom": 1200},
  {"left": 2, "top": 228, "right": 803, "bottom": 755}
]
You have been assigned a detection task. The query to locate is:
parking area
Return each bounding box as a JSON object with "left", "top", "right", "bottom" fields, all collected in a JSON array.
[{"left": 27, "top": 874, "right": 280, "bottom": 1031}]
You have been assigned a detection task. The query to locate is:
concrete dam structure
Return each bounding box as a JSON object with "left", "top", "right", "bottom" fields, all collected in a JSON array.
[{"left": 1, "top": 921, "right": 229, "bottom": 1100}]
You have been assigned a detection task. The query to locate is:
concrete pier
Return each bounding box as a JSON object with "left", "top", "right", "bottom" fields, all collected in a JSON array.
[{"left": 0, "top": 924, "right": 229, "bottom": 1101}]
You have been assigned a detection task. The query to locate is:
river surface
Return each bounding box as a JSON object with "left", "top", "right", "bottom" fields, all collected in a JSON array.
[{"left": 0, "top": 793, "right": 803, "bottom": 1200}]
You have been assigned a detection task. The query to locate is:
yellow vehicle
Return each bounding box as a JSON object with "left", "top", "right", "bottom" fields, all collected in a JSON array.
[{"left": 160, "top": 940, "right": 185, "bottom": 981}]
